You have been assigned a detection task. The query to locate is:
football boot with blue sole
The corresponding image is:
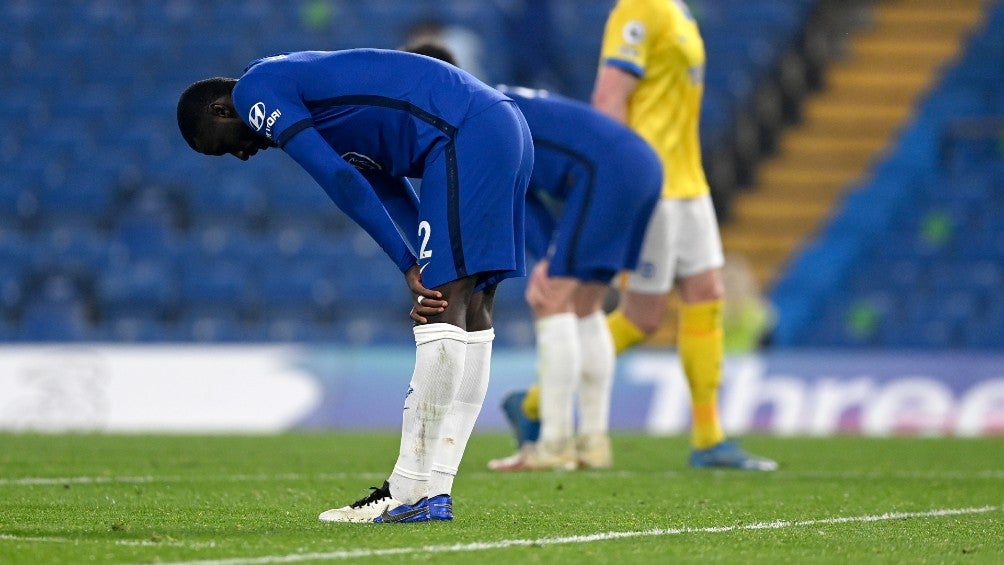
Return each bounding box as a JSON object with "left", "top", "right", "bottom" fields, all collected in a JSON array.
[{"left": 689, "top": 439, "right": 778, "bottom": 471}]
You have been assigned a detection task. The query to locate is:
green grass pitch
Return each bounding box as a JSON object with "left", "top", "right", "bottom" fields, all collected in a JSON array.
[{"left": 1, "top": 433, "right": 1001, "bottom": 564}]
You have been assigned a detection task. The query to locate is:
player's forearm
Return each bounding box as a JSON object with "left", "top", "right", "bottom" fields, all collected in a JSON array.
[
  {"left": 366, "top": 173, "right": 420, "bottom": 241},
  {"left": 328, "top": 186, "right": 416, "bottom": 273},
  {"left": 592, "top": 95, "right": 629, "bottom": 124},
  {"left": 311, "top": 178, "right": 416, "bottom": 271},
  {"left": 591, "top": 65, "right": 636, "bottom": 125},
  {"left": 284, "top": 133, "right": 416, "bottom": 272}
]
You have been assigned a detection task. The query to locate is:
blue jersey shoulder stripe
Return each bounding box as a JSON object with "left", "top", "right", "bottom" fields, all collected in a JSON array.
[
  {"left": 276, "top": 118, "right": 314, "bottom": 147},
  {"left": 304, "top": 95, "right": 458, "bottom": 135}
]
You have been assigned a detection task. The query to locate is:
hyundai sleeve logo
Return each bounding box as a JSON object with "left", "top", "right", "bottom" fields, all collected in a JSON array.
[{"left": 249, "top": 102, "right": 266, "bottom": 130}]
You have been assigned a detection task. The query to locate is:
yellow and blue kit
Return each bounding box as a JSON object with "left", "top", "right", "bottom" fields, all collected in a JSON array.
[{"left": 599, "top": 0, "right": 709, "bottom": 199}]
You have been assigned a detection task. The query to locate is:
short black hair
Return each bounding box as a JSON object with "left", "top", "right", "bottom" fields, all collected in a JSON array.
[
  {"left": 401, "top": 42, "right": 458, "bottom": 67},
  {"left": 176, "top": 77, "right": 237, "bottom": 150}
]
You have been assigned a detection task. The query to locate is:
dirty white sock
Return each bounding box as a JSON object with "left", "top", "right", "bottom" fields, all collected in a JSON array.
[
  {"left": 429, "top": 328, "right": 494, "bottom": 496},
  {"left": 389, "top": 323, "right": 467, "bottom": 504}
]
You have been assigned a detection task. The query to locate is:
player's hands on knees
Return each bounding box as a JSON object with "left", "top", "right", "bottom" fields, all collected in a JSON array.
[
  {"left": 525, "top": 260, "right": 556, "bottom": 311},
  {"left": 405, "top": 264, "right": 447, "bottom": 324},
  {"left": 526, "top": 261, "right": 578, "bottom": 316}
]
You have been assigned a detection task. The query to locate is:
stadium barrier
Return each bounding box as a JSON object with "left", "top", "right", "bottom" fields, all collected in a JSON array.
[{"left": 0, "top": 346, "right": 1000, "bottom": 436}]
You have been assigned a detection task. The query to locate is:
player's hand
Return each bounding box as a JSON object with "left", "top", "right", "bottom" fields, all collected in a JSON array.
[
  {"left": 524, "top": 260, "right": 554, "bottom": 310},
  {"left": 405, "top": 265, "right": 447, "bottom": 324}
]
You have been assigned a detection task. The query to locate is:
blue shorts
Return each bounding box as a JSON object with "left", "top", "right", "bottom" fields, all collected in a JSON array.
[
  {"left": 418, "top": 101, "right": 533, "bottom": 291},
  {"left": 532, "top": 135, "right": 661, "bottom": 283}
]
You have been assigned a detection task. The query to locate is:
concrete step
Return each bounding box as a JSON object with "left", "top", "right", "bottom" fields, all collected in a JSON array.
[
  {"left": 778, "top": 132, "right": 888, "bottom": 157},
  {"left": 755, "top": 165, "right": 859, "bottom": 191},
  {"left": 746, "top": 184, "right": 848, "bottom": 204},
  {"left": 826, "top": 67, "right": 931, "bottom": 93},
  {"left": 720, "top": 232, "right": 804, "bottom": 253},
  {"left": 706, "top": 0, "right": 984, "bottom": 296},
  {"left": 802, "top": 101, "right": 912, "bottom": 124},
  {"left": 804, "top": 113, "right": 906, "bottom": 137},
  {"left": 725, "top": 199, "right": 832, "bottom": 234},
  {"left": 875, "top": 1, "right": 984, "bottom": 27},
  {"left": 852, "top": 36, "right": 964, "bottom": 61},
  {"left": 823, "top": 71, "right": 928, "bottom": 105},
  {"left": 720, "top": 233, "right": 804, "bottom": 278}
]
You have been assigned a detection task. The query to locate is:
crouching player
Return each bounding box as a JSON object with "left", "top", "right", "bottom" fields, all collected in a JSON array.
[
  {"left": 177, "top": 48, "right": 533, "bottom": 521},
  {"left": 406, "top": 43, "right": 661, "bottom": 471}
]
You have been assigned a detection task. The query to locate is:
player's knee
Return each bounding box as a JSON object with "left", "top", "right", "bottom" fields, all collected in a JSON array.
[
  {"left": 630, "top": 315, "right": 661, "bottom": 336},
  {"left": 525, "top": 287, "right": 572, "bottom": 317},
  {"left": 466, "top": 283, "right": 496, "bottom": 331},
  {"left": 621, "top": 302, "right": 664, "bottom": 335},
  {"left": 527, "top": 299, "right": 568, "bottom": 318},
  {"left": 678, "top": 270, "right": 724, "bottom": 302},
  {"left": 428, "top": 276, "right": 478, "bottom": 327}
]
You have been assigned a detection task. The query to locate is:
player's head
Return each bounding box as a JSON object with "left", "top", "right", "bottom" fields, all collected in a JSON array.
[
  {"left": 401, "top": 41, "right": 459, "bottom": 67},
  {"left": 177, "top": 77, "right": 271, "bottom": 161}
]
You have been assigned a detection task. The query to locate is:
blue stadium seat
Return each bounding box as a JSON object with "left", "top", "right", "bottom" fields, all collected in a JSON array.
[
  {"left": 333, "top": 314, "right": 415, "bottom": 346},
  {"left": 186, "top": 227, "right": 264, "bottom": 266},
  {"left": 256, "top": 317, "right": 342, "bottom": 344},
  {"left": 177, "top": 313, "right": 255, "bottom": 343},
  {"left": 0, "top": 178, "right": 37, "bottom": 228},
  {"left": 34, "top": 182, "right": 115, "bottom": 230},
  {"left": 112, "top": 190, "right": 184, "bottom": 261},
  {"left": 0, "top": 263, "right": 24, "bottom": 320},
  {"left": 3, "top": 0, "right": 824, "bottom": 344},
  {"left": 18, "top": 301, "right": 93, "bottom": 342},
  {"left": 186, "top": 175, "right": 267, "bottom": 230},
  {"left": 0, "top": 230, "right": 36, "bottom": 272},
  {"left": 178, "top": 261, "right": 257, "bottom": 314},
  {"left": 0, "top": 318, "right": 16, "bottom": 341},
  {"left": 97, "top": 259, "right": 179, "bottom": 320},
  {"left": 774, "top": 2, "right": 1004, "bottom": 348},
  {"left": 17, "top": 274, "right": 95, "bottom": 342},
  {"left": 258, "top": 261, "right": 338, "bottom": 320},
  {"left": 261, "top": 180, "right": 344, "bottom": 230},
  {"left": 100, "top": 315, "right": 180, "bottom": 343},
  {"left": 34, "top": 227, "right": 120, "bottom": 275}
]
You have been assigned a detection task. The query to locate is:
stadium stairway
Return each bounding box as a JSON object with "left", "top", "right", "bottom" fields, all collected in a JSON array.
[{"left": 719, "top": 0, "right": 985, "bottom": 291}]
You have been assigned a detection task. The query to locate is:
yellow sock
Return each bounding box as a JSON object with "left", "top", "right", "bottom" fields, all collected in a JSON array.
[
  {"left": 521, "top": 383, "right": 540, "bottom": 421},
  {"left": 607, "top": 310, "right": 647, "bottom": 355},
  {"left": 679, "top": 300, "right": 726, "bottom": 449}
]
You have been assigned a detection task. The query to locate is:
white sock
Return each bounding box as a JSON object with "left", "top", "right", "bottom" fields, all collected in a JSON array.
[
  {"left": 536, "top": 312, "right": 581, "bottom": 446},
  {"left": 577, "top": 310, "right": 616, "bottom": 436},
  {"left": 389, "top": 323, "right": 467, "bottom": 504},
  {"left": 429, "top": 328, "right": 493, "bottom": 496}
]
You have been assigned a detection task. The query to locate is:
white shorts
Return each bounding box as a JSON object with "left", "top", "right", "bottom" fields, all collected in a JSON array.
[{"left": 625, "top": 195, "right": 725, "bottom": 294}]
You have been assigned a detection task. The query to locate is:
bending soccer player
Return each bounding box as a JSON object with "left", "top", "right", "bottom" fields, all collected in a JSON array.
[
  {"left": 177, "top": 49, "right": 533, "bottom": 522},
  {"left": 405, "top": 43, "right": 661, "bottom": 471},
  {"left": 485, "top": 0, "right": 779, "bottom": 471}
]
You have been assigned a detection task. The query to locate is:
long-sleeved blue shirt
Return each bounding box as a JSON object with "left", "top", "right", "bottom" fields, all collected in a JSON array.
[{"left": 232, "top": 49, "right": 510, "bottom": 272}]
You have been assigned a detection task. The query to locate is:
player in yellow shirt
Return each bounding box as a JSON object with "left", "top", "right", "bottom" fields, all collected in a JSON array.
[
  {"left": 593, "top": 0, "right": 774, "bottom": 469},
  {"left": 496, "top": 0, "right": 777, "bottom": 471}
]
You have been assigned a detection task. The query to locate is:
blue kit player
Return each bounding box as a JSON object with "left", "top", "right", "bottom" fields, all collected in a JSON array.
[
  {"left": 176, "top": 49, "right": 533, "bottom": 522},
  {"left": 405, "top": 43, "right": 661, "bottom": 471}
]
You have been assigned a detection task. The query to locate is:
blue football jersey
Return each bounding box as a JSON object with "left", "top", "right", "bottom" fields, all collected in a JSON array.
[
  {"left": 233, "top": 50, "right": 508, "bottom": 177},
  {"left": 501, "top": 86, "right": 661, "bottom": 281},
  {"left": 230, "top": 49, "right": 513, "bottom": 275}
]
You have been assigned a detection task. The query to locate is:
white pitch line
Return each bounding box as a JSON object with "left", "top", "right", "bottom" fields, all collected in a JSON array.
[
  {"left": 2, "top": 469, "right": 1003, "bottom": 487},
  {"left": 0, "top": 472, "right": 386, "bottom": 486},
  {"left": 155, "top": 505, "right": 1001, "bottom": 565},
  {"left": 0, "top": 533, "right": 216, "bottom": 549}
]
